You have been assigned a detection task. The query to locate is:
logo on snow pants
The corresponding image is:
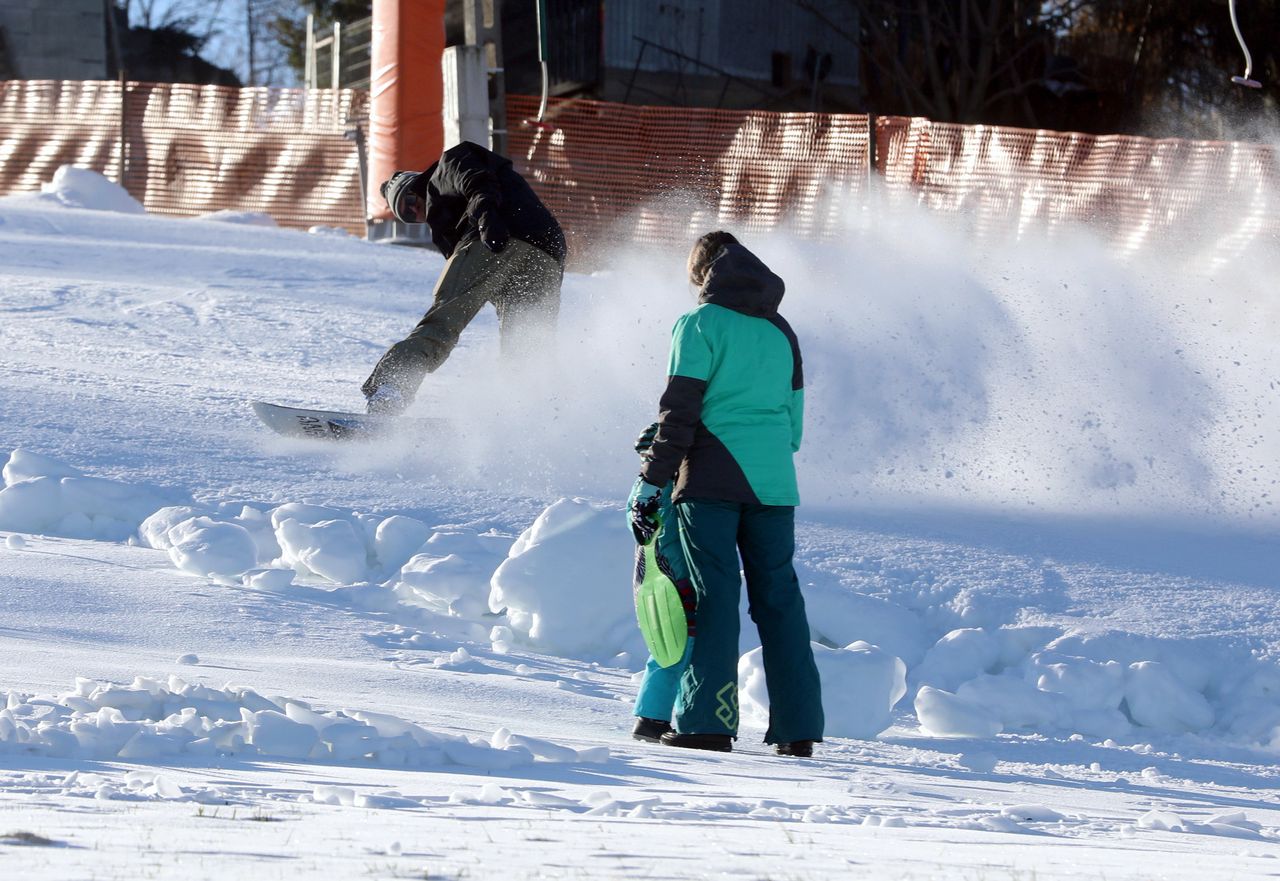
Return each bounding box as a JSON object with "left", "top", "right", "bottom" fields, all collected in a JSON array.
[{"left": 714, "top": 681, "right": 738, "bottom": 730}]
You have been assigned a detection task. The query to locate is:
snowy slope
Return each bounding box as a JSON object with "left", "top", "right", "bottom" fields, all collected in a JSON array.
[{"left": 2, "top": 169, "right": 1280, "bottom": 879}]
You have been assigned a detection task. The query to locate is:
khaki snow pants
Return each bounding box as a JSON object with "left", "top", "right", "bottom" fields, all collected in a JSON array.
[{"left": 362, "top": 238, "right": 562, "bottom": 401}]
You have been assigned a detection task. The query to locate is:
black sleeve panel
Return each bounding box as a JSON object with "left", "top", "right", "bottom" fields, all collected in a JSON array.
[
  {"left": 436, "top": 145, "right": 503, "bottom": 226},
  {"left": 639, "top": 375, "right": 708, "bottom": 488},
  {"left": 456, "top": 166, "right": 503, "bottom": 226},
  {"left": 766, "top": 314, "right": 804, "bottom": 390}
]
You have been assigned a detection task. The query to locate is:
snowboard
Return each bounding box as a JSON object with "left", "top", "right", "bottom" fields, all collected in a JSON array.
[
  {"left": 633, "top": 524, "right": 689, "bottom": 669},
  {"left": 251, "top": 401, "right": 448, "bottom": 441}
]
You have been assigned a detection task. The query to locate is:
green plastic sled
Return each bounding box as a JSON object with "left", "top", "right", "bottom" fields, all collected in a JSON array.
[{"left": 634, "top": 528, "right": 688, "bottom": 669}]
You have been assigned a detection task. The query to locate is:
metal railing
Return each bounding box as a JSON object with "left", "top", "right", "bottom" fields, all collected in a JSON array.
[{"left": 305, "top": 15, "right": 372, "bottom": 91}]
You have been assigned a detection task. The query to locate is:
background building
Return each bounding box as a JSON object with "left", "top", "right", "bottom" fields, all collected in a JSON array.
[
  {"left": 0, "top": 0, "right": 107, "bottom": 80},
  {"left": 0, "top": 1, "right": 238, "bottom": 86},
  {"left": 445, "top": 0, "right": 862, "bottom": 113}
]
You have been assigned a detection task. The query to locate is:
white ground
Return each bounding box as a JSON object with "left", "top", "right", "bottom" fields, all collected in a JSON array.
[{"left": 2, "top": 169, "right": 1280, "bottom": 879}]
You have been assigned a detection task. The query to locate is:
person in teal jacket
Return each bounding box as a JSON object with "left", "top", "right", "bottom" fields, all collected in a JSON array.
[{"left": 628, "top": 231, "right": 823, "bottom": 757}]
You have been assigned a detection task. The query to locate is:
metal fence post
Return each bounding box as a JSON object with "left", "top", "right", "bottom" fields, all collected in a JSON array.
[
  {"left": 332, "top": 21, "right": 342, "bottom": 90},
  {"left": 305, "top": 14, "right": 315, "bottom": 88},
  {"left": 463, "top": 0, "right": 507, "bottom": 156},
  {"left": 117, "top": 71, "right": 126, "bottom": 186},
  {"left": 868, "top": 113, "right": 877, "bottom": 179},
  {"left": 345, "top": 123, "right": 369, "bottom": 234}
]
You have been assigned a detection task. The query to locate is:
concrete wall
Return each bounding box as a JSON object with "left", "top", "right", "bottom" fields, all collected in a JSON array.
[{"left": 0, "top": 0, "right": 106, "bottom": 80}]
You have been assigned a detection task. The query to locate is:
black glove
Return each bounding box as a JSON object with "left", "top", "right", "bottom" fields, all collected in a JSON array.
[
  {"left": 478, "top": 212, "right": 510, "bottom": 253},
  {"left": 634, "top": 422, "right": 660, "bottom": 457},
  {"left": 627, "top": 477, "right": 664, "bottom": 545}
]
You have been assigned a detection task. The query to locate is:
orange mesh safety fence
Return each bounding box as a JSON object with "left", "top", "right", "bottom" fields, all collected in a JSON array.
[
  {"left": 506, "top": 95, "right": 1278, "bottom": 263},
  {"left": 0, "top": 81, "right": 125, "bottom": 189},
  {"left": 506, "top": 94, "right": 873, "bottom": 261},
  {"left": 3, "top": 83, "right": 1277, "bottom": 257},
  {"left": 877, "top": 116, "right": 1280, "bottom": 256},
  {"left": 0, "top": 80, "right": 368, "bottom": 235}
]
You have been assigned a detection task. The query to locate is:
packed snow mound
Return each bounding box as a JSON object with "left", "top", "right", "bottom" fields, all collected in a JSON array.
[
  {"left": 489, "top": 498, "right": 643, "bottom": 659},
  {"left": 11, "top": 451, "right": 1280, "bottom": 751},
  {"left": 38, "top": 166, "right": 145, "bottom": 214},
  {"left": 907, "top": 625, "right": 1280, "bottom": 741},
  {"left": 138, "top": 498, "right": 448, "bottom": 583},
  {"left": 0, "top": 449, "right": 184, "bottom": 541},
  {"left": 0, "top": 675, "right": 607, "bottom": 767}
]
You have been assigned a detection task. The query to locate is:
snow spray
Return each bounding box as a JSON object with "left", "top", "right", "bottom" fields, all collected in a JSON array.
[{"left": 399, "top": 182, "right": 1280, "bottom": 530}]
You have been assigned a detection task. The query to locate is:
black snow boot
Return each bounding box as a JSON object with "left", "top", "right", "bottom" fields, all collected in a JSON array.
[
  {"left": 775, "top": 740, "right": 814, "bottom": 758},
  {"left": 632, "top": 717, "right": 672, "bottom": 743},
  {"left": 659, "top": 731, "right": 733, "bottom": 752}
]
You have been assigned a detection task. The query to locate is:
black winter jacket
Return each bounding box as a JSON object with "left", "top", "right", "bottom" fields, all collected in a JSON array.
[{"left": 413, "top": 141, "right": 566, "bottom": 265}]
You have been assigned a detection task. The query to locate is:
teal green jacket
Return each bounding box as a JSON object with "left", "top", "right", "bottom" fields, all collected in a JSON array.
[{"left": 640, "top": 244, "right": 803, "bottom": 506}]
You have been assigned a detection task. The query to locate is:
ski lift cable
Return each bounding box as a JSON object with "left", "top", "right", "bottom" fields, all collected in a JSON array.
[
  {"left": 521, "top": 0, "right": 556, "bottom": 135},
  {"left": 1229, "top": 0, "right": 1263, "bottom": 87},
  {"left": 536, "top": 0, "right": 551, "bottom": 122}
]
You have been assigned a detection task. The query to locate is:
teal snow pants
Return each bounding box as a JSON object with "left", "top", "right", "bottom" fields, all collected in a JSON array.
[
  {"left": 672, "top": 499, "right": 824, "bottom": 745},
  {"left": 633, "top": 639, "right": 695, "bottom": 721}
]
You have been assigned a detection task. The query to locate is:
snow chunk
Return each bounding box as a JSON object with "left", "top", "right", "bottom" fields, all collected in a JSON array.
[
  {"left": 1125, "top": 661, "right": 1214, "bottom": 733},
  {"left": 1031, "top": 652, "right": 1125, "bottom": 713},
  {"left": 313, "top": 785, "right": 357, "bottom": 806},
  {"left": 241, "top": 709, "right": 320, "bottom": 759},
  {"left": 229, "top": 505, "right": 282, "bottom": 561},
  {"left": 0, "top": 477, "right": 66, "bottom": 533},
  {"left": 803, "top": 586, "right": 930, "bottom": 668},
  {"left": 492, "top": 727, "right": 578, "bottom": 762},
  {"left": 914, "top": 685, "right": 1003, "bottom": 738},
  {"left": 451, "top": 783, "right": 511, "bottom": 805},
  {"left": 1138, "top": 810, "right": 1187, "bottom": 832},
  {"left": 242, "top": 568, "right": 296, "bottom": 591},
  {"left": 740, "top": 641, "right": 906, "bottom": 740},
  {"left": 198, "top": 210, "right": 277, "bottom": 227},
  {"left": 1001, "top": 804, "right": 1067, "bottom": 823},
  {"left": 3, "top": 449, "right": 82, "bottom": 485},
  {"left": 276, "top": 517, "right": 369, "bottom": 584},
  {"left": 166, "top": 517, "right": 259, "bottom": 578},
  {"left": 956, "top": 673, "right": 1062, "bottom": 732},
  {"left": 139, "top": 506, "right": 206, "bottom": 550},
  {"left": 1, "top": 676, "right": 599, "bottom": 771},
  {"left": 269, "top": 502, "right": 353, "bottom": 530},
  {"left": 396, "top": 533, "right": 509, "bottom": 618},
  {"left": 373, "top": 515, "right": 432, "bottom": 573},
  {"left": 915, "top": 628, "right": 1003, "bottom": 692}
]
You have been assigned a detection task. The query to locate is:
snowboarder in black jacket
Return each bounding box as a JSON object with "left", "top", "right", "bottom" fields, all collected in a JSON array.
[{"left": 363, "top": 141, "right": 567, "bottom": 414}]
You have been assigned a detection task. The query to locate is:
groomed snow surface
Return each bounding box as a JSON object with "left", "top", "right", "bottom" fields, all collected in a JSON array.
[{"left": 1, "top": 167, "right": 1279, "bottom": 879}]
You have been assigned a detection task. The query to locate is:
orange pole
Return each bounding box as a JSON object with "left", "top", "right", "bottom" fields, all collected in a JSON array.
[{"left": 369, "top": 0, "right": 445, "bottom": 221}]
